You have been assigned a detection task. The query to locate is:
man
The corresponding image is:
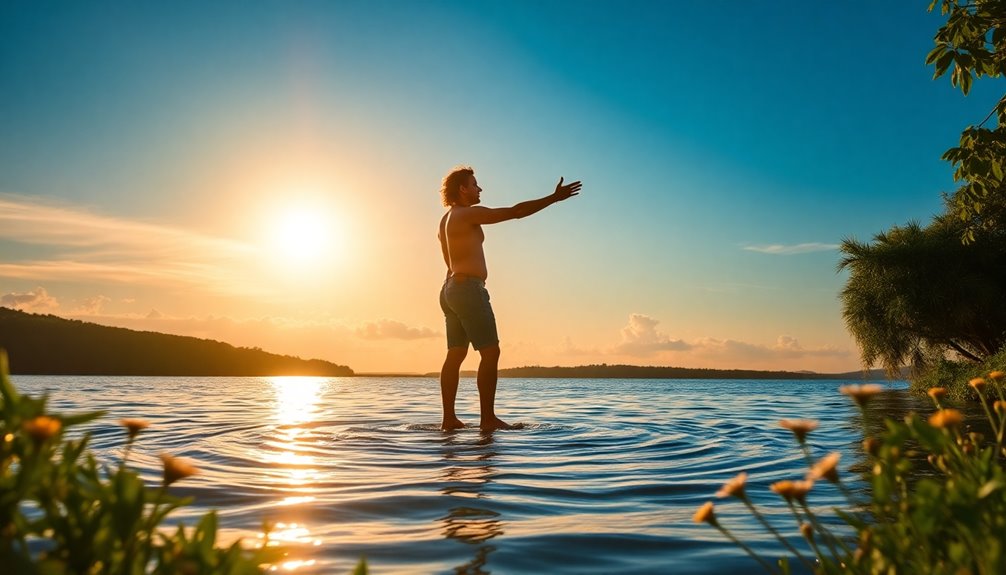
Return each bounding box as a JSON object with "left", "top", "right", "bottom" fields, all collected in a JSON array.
[{"left": 437, "top": 166, "right": 581, "bottom": 431}]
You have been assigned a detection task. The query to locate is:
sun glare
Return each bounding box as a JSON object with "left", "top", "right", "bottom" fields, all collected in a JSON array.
[{"left": 272, "top": 207, "right": 332, "bottom": 264}]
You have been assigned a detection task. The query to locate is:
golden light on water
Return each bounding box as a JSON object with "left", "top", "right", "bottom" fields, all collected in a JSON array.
[
  {"left": 259, "top": 377, "right": 329, "bottom": 571},
  {"left": 271, "top": 376, "right": 325, "bottom": 425}
]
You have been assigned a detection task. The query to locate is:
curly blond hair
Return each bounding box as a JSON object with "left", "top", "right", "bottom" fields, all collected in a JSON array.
[{"left": 440, "top": 166, "right": 473, "bottom": 207}]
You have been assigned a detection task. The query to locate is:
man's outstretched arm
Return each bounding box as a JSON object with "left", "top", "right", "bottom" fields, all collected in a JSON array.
[{"left": 466, "top": 177, "right": 582, "bottom": 225}]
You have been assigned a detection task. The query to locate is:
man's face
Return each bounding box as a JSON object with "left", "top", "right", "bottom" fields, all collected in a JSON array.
[{"left": 459, "top": 175, "right": 482, "bottom": 206}]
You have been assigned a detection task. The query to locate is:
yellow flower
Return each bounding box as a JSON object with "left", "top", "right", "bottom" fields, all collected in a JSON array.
[
  {"left": 692, "top": 501, "right": 716, "bottom": 525},
  {"left": 988, "top": 371, "right": 1005, "bottom": 381},
  {"left": 160, "top": 454, "right": 199, "bottom": 486},
  {"left": 928, "top": 409, "right": 964, "bottom": 429},
  {"left": 715, "top": 472, "right": 747, "bottom": 499},
  {"left": 808, "top": 452, "right": 841, "bottom": 483},
  {"left": 839, "top": 384, "right": 883, "bottom": 407},
  {"left": 770, "top": 479, "right": 814, "bottom": 503},
  {"left": 23, "top": 416, "right": 61, "bottom": 444},
  {"left": 969, "top": 378, "right": 988, "bottom": 393},
  {"left": 926, "top": 387, "right": 947, "bottom": 403},
  {"left": 994, "top": 400, "right": 1006, "bottom": 415},
  {"left": 120, "top": 418, "right": 150, "bottom": 440},
  {"left": 779, "top": 419, "right": 818, "bottom": 443}
]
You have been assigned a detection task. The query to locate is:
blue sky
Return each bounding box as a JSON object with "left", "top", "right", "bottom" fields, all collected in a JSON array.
[{"left": 0, "top": 1, "right": 997, "bottom": 372}]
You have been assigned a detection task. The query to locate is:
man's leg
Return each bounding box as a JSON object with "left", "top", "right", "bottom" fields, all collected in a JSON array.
[
  {"left": 440, "top": 346, "right": 468, "bottom": 431},
  {"left": 476, "top": 344, "right": 511, "bottom": 431}
]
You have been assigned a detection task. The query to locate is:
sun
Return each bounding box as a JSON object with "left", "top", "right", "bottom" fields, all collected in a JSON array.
[{"left": 270, "top": 205, "right": 334, "bottom": 264}]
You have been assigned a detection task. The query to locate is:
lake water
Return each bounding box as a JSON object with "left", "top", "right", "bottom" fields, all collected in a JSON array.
[{"left": 12, "top": 376, "right": 922, "bottom": 574}]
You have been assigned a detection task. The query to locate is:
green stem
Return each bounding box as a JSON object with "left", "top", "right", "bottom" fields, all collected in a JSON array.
[
  {"left": 799, "top": 443, "right": 814, "bottom": 468},
  {"left": 742, "top": 498, "right": 816, "bottom": 572},
  {"left": 715, "top": 523, "right": 778, "bottom": 574},
  {"left": 799, "top": 500, "right": 853, "bottom": 558},
  {"left": 142, "top": 485, "right": 168, "bottom": 571}
]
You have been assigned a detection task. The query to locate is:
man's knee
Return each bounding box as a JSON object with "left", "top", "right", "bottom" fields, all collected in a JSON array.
[
  {"left": 478, "top": 344, "right": 500, "bottom": 362},
  {"left": 445, "top": 346, "right": 468, "bottom": 364}
]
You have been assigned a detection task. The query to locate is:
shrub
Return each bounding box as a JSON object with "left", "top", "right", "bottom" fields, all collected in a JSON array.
[{"left": 694, "top": 377, "right": 1006, "bottom": 574}]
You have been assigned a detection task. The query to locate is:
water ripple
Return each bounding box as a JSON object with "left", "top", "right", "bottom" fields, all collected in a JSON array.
[{"left": 13, "top": 375, "right": 916, "bottom": 574}]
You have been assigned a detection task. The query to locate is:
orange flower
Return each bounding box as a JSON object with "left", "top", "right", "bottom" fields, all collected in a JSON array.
[
  {"left": 715, "top": 472, "right": 747, "bottom": 499},
  {"left": 770, "top": 479, "right": 814, "bottom": 503},
  {"left": 994, "top": 400, "right": 1006, "bottom": 415},
  {"left": 969, "top": 378, "right": 988, "bottom": 393},
  {"left": 800, "top": 522, "right": 814, "bottom": 541},
  {"left": 692, "top": 501, "right": 716, "bottom": 525},
  {"left": 988, "top": 371, "right": 1005, "bottom": 381},
  {"left": 808, "top": 452, "right": 841, "bottom": 483},
  {"left": 928, "top": 409, "right": 964, "bottom": 429},
  {"left": 779, "top": 419, "right": 818, "bottom": 443},
  {"left": 160, "top": 454, "right": 198, "bottom": 486},
  {"left": 926, "top": 387, "right": 947, "bottom": 403},
  {"left": 23, "top": 416, "right": 61, "bottom": 444},
  {"left": 862, "top": 437, "right": 881, "bottom": 457},
  {"left": 839, "top": 384, "right": 883, "bottom": 407},
  {"left": 120, "top": 418, "right": 150, "bottom": 440}
]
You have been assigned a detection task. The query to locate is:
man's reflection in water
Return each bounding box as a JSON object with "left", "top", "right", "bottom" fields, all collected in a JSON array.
[{"left": 439, "top": 432, "right": 503, "bottom": 575}]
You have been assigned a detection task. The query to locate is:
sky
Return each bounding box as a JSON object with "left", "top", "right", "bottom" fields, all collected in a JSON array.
[{"left": 0, "top": 1, "right": 999, "bottom": 374}]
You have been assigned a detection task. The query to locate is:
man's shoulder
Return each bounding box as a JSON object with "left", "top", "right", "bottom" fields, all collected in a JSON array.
[{"left": 449, "top": 206, "right": 490, "bottom": 220}]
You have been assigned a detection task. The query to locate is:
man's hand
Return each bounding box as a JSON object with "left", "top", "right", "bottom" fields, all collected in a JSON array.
[{"left": 553, "top": 177, "right": 582, "bottom": 201}]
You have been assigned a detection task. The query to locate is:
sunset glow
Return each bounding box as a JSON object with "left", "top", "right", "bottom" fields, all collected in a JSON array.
[{"left": 1, "top": 2, "right": 987, "bottom": 374}]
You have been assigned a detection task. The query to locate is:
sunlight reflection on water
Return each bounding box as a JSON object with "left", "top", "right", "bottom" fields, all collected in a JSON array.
[{"left": 16, "top": 375, "right": 920, "bottom": 574}]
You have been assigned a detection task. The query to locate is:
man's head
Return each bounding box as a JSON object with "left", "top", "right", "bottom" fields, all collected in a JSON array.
[{"left": 441, "top": 166, "right": 481, "bottom": 207}]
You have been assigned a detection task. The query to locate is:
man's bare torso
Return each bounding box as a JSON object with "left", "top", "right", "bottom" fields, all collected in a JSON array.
[{"left": 439, "top": 207, "right": 488, "bottom": 281}]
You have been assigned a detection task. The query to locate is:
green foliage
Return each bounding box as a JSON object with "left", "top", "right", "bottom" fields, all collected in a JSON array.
[
  {"left": 838, "top": 216, "right": 1006, "bottom": 375},
  {"left": 927, "top": 0, "right": 1006, "bottom": 240},
  {"left": 914, "top": 343, "right": 1006, "bottom": 401},
  {"left": 0, "top": 348, "right": 371, "bottom": 574},
  {"left": 696, "top": 377, "right": 1006, "bottom": 574}
]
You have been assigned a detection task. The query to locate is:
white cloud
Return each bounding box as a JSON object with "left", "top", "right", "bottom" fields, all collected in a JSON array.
[
  {"left": 1, "top": 286, "right": 59, "bottom": 312},
  {"left": 742, "top": 242, "right": 839, "bottom": 255},
  {"left": 615, "top": 313, "right": 691, "bottom": 356},
  {"left": 356, "top": 319, "right": 439, "bottom": 340}
]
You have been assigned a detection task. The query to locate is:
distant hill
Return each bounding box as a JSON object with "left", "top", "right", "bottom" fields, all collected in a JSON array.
[
  {"left": 424, "top": 364, "right": 903, "bottom": 380},
  {"left": 0, "top": 307, "right": 354, "bottom": 376}
]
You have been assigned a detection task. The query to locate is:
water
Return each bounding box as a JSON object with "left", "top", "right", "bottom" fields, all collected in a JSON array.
[{"left": 12, "top": 376, "right": 921, "bottom": 574}]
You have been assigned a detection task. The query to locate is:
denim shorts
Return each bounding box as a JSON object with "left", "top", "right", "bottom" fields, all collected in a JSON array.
[{"left": 439, "top": 276, "right": 499, "bottom": 350}]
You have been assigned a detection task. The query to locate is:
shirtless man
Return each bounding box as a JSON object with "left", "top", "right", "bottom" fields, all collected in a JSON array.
[{"left": 437, "top": 166, "right": 581, "bottom": 431}]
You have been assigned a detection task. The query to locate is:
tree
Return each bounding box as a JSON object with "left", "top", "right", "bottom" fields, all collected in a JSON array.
[
  {"left": 839, "top": 216, "right": 1006, "bottom": 375},
  {"left": 927, "top": 0, "right": 1006, "bottom": 241}
]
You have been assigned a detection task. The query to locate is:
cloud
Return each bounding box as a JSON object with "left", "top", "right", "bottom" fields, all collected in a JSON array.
[
  {"left": 615, "top": 313, "right": 691, "bottom": 356},
  {"left": 71, "top": 295, "right": 112, "bottom": 315},
  {"left": 355, "top": 319, "right": 440, "bottom": 340},
  {"left": 690, "top": 335, "right": 847, "bottom": 361},
  {"left": 1, "top": 286, "right": 59, "bottom": 312},
  {"left": 605, "top": 314, "right": 848, "bottom": 364},
  {"left": 0, "top": 194, "right": 261, "bottom": 295},
  {"left": 742, "top": 242, "right": 839, "bottom": 255}
]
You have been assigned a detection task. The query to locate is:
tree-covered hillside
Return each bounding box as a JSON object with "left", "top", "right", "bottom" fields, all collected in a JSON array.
[{"left": 0, "top": 307, "right": 354, "bottom": 376}]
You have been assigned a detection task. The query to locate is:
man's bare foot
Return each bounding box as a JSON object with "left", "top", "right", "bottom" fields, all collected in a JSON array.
[
  {"left": 479, "top": 416, "right": 515, "bottom": 432},
  {"left": 441, "top": 417, "right": 466, "bottom": 431}
]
